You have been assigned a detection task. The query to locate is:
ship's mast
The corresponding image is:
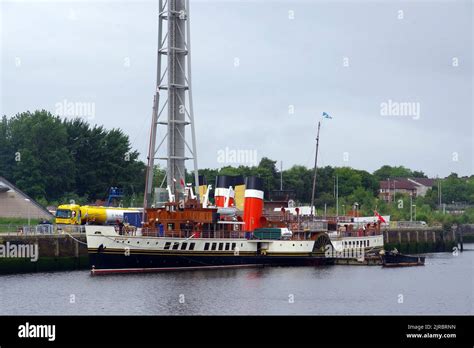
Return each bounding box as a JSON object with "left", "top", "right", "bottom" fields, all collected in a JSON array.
[
  {"left": 310, "top": 121, "right": 321, "bottom": 217},
  {"left": 144, "top": 0, "right": 200, "bottom": 209}
]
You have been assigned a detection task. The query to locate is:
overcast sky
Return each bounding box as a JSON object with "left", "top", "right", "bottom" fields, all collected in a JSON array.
[{"left": 1, "top": 0, "right": 472, "bottom": 178}]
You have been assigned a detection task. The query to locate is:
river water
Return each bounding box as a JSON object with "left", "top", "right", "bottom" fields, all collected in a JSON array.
[{"left": 0, "top": 246, "right": 472, "bottom": 315}]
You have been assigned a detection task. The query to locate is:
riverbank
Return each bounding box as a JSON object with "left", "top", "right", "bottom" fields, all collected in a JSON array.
[{"left": 0, "top": 233, "right": 88, "bottom": 274}]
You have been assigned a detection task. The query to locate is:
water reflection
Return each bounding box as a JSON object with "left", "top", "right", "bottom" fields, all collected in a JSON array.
[{"left": 0, "top": 245, "right": 472, "bottom": 315}]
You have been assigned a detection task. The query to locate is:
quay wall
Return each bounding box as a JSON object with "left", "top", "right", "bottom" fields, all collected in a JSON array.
[
  {"left": 0, "top": 234, "right": 88, "bottom": 274},
  {"left": 460, "top": 224, "right": 474, "bottom": 243},
  {"left": 382, "top": 226, "right": 458, "bottom": 254}
]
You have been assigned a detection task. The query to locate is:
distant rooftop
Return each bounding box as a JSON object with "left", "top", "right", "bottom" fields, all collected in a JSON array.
[
  {"left": 409, "top": 178, "right": 436, "bottom": 187},
  {"left": 380, "top": 179, "right": 417, "bottom": 190},
  {"left": 0, "top": 179, "right": 13, "bottom": 192},
  {"left": 379, "top": 178, "right": 436, "bottom": 190}
]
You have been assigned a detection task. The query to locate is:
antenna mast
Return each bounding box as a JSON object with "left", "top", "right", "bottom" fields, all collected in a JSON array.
[
  {"left": 310, "top": 121, "right": 321, "bottom": 217},
  {"left": 144, "top": 0, "right": 200, "bottom": 208}
]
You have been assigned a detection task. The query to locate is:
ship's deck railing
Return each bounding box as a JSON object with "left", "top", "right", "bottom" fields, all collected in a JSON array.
[
  {"left": 137, "top": 229, "right": 250, "bottom": 239},
  {"left": 122, "top": 228, "right": 321, "bottom": 241},
  {"left": 328, "top": 230, "right": 383, "bottom": 239}
]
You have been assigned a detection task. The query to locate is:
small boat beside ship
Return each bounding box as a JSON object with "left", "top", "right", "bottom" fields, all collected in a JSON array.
[{"left": 380, "top": 249, "right": 425, "bottom": 267}]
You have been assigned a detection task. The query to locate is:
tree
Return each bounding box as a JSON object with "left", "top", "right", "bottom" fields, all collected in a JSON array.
[
  {"left": 335, "top": 167, "right": 362, "bottom": 197},
  {"left": 257, "top": 157, "right": 278, "bottom": 195},
  {"left": 283, "top": 165, "right": 313, "bottom": 203},
  {"left": 0, "top": 116, "right": 14, "bottom": 178},
  {"left": 9, "top": 111, "right": 76, "bottom": 201},
  {"left": 373, "top": 165, "right": 413, "bottom": 181},
  {"left": 412, "top": 170, "right": 427, "bottom": 178},
  {"left": 1, "top": 110, "right": 145, "bottom": 204}
]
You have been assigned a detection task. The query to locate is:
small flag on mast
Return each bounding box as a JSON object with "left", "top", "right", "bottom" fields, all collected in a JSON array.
[
  {"left": 374, "top": 210, "right": 386, "bottom": 223},
  {"left": 322, "top": 112, "right": 332, "bottom": 119}
]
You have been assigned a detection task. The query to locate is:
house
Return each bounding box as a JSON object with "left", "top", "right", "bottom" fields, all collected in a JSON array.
[
  {"left": 407, "top": 178, "right": 436, "bottom": 197},
  {"left": 379, "top": 178, "right": 436, "bottom": 202},
  {"left": 0, "top": 176, "right": 54, "bottom": 220}
]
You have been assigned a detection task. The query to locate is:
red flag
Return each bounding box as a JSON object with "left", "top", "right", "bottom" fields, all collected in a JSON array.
[
  {"left": 374, "top": 210, "right": 386, "bottom": 223},
  {"left": 180, "top": 178, "right": 185, "bottom": 187}
]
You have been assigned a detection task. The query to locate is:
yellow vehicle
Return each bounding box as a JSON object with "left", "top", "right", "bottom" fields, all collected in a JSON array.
[{"left": 55, "top": 204, "right": 141, "bottom": 225}]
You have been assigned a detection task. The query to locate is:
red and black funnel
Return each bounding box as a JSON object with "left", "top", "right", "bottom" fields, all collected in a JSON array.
[
  {"left": 243, "top": 176, "right": 264, "bottom": 231},
  {"left": 215, "top": 175, "right": 235, "bottom": 207}
]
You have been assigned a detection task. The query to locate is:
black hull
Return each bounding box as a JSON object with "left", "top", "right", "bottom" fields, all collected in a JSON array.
[
  {"left": 381, "top": 253, "right": 425, "bottom": 267},
  {"left": 89, "top": 252, "right": 333, "bottom": 274}
]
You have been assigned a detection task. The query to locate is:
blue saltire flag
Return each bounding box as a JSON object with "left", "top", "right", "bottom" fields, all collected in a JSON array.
[{"left": 322, "top": 112, "right": 332, "bottom": 119}]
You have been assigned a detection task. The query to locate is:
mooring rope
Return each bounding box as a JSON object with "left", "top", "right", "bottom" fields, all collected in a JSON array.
[{"left": 63, "top": 232, "right": 88, "bottom": 246}]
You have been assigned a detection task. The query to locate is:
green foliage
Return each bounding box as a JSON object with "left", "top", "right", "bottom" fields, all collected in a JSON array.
[
  {"left": 373, "top": 165, "right": 418, "bottom": 181},
  {"left": 0, "top": 217, "right": 42, "bottom": 225},
  {"left": 0, "top": 110, "right": 145, "bottom": 204},
  {"left": 0, "top": 217, "right": 43, "bottom": 232},
  {"left": 439, "top": 174, "right": 474, "bottom": 204},
  {"left": 283, "top": 165, "right": 313, "bottom": 202}
]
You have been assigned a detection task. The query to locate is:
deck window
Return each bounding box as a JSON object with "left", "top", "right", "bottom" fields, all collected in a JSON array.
[
  {"left": 172, "top": 243, "right": 180, "bottom": 250},
  {"left": 367, "top": 240, "right": 370, "bottom": 247},
  {"left": 231, "top": 243, "right": 236, "bottom": 250},
  {"left": 189, "top": 243, "right": 195, "bottom": 251},
  {"left": 225, "top": 243, "right": 230, "bottom": 251},
  {"left": 211, "top": 243, "right": 217, "bottom": 251},
  {"left": 218, "top": 243, "right": 224, "bottom": 251},
  {"left": 204, "top": 243, "right": 210, "bottom": 251},
  {"left": 164, "top": 242, "right": 171, "bottom": 250},
  {"left": 181, "top": 243, "right": 188, "bottom": 250}
]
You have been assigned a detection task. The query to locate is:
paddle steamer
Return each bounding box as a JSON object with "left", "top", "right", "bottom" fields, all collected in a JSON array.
[{"left": 86, "top": 180, "right": 334, "bottom": 275}]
